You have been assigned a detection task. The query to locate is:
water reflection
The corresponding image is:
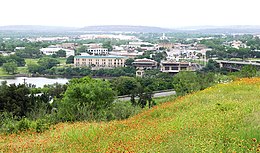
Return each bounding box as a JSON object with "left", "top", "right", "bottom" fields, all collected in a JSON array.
[{"left": 0, "top": 77, "right": 69, "bottom": 88}]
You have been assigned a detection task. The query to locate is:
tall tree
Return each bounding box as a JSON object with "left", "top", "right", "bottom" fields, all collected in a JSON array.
[
  {"left": 66, "top": 55, "right": 74, "bottom": 64},
  {"left": 2, "top": 62, "right": 18, "bottom": 74},
  {"left": 102, "top": 41, "right": 113, "bottom": 51},
  {"left": 56, "top": 50, "right": 66, "bottom": 57},
  {"left": 37, "top": 57, "right": 60, "bottom": 69}
]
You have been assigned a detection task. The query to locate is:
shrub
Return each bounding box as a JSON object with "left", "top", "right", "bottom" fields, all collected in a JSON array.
[
  {"left": 172, "top": 71, "right": 202, "bottom": 96},
  {"left": 17, "top": 118, "right": 31, "bottom": 131},
  {"left": 107, "top": 101, "right": 142, "bottom": 121},
  {"left": 58, "top": 77, "right": 116, "bottom": 121},
  {"left": 34, "top": 119, "right": 50, "bottom": 133}
]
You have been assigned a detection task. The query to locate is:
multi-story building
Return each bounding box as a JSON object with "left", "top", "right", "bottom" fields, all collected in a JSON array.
[
  {"left": 128, "top": 42, "right": 153, "bottom": 48},
  {"left": 61, "top": 43, "right": 78, "bottom": 49},
  {"left": 83, "top": 43, "right": 102, "bottom": 48},
  {"left": 158, "top": 43, "right": 174, "bottom": 50},
  {"left": 109, "top": 50, "right": 143, "bottom": 59},
  {"left": 133, "top": 58, "right": 157, "bottom": 70},
  {"left": 132, "top": 58, "right": 157, "bottom": 77},
  {"left": 160, "top": 60, "right": 201, "bottom": 73},
  {"left": 87, "top": 48, "right": 109, "bottom": 55},
  {"left": 74, "top": 55, "right": 127, "bottom": 69}
]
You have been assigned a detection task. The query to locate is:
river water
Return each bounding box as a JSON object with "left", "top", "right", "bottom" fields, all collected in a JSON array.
[{"left": 0, "top": 77, "right": 69, "bottom": 88}]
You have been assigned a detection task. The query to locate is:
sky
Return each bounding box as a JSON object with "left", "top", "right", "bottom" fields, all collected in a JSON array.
[{"left": 0, "top": 0, "right": 260, "bottom": 28}]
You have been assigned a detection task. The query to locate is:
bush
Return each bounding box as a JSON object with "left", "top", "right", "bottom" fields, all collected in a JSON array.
[
  {"left": 173, "top": 71, "right": 202, "bottom": 96},
  {"left": 0, "top": 112, "right": 52, "bottom": 134},
  {"left": 107, "top": 101, "right": 142, "bottom": 121},
  {"left": 58, "top": 77, "right": 116, "bottom": 121},
  {"left": 239, "top": 65, "right": 257, "bottom": 78},
  {"left": 17, "top": 118, "right": 31, "bottom": 131},
  {"left": 0, "top": 112, "right": 18, "bottom": 133},
  {"left": 34, "top": 119, "right": 50, "bottom": 133}
]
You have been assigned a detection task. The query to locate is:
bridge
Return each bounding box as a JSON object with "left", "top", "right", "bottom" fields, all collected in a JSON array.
[{"left": 216, "top": 60, "right": 260, "bottom": 71}]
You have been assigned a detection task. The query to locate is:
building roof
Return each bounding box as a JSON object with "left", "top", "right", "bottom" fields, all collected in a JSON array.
[
  {"left": 161, "top": 60, "right": 190, "bottom": 64},
  {"left": 75, "top": 55, "right": 127, "bottom": 59},
  {"left": 40, "top": 48, "right": 74, "bottom": 52},
  {"left": 134, "top": 58, "right": 157, "bottom": 63},
  {"left": 87, "top": 48, "right": 108, "bottom": 50}
]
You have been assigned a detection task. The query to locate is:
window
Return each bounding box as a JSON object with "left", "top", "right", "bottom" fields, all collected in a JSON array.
[
  {"left": 165, "top": 67, "right": 169, "bottom": 70},
  {"left": 172, "top": 67, "right": 178, "bottom": 70}
]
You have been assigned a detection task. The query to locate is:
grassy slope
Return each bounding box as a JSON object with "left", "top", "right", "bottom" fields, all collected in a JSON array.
[{"left": 1, "top": 78, "right": 260, "bottom": 152}]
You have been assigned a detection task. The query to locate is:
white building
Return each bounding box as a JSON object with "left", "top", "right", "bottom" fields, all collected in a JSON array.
[
  {"left": 40, "top": 48, "right": 75, "bottom": 57},
  {"left": 87, "top": 48, "right": 108, "bottom": 55},
  {"left": 0, "top": 51, "right": 15, "bottom": 56},
  {"left": 109, "top": 50, "right": 143, "bottom": 59},
  {"left": 83, "top": 43, "right": 103, "bottom": 48},
  {"left": 160, "top": 60, "right": 201, "bottom": 73},
  {"left": 230, "top": 40, "right": 247, "bottom": 49},
  {"left": 160, "top": 33, "right": 168, "bottom": 40},
  {"left": 128, "top": 41, "right": 153, "bottom": 48},
  {"left": 14, "top": 47, "right": 25, "bottom": 51}
]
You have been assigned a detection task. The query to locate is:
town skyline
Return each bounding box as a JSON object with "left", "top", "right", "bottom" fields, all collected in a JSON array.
[{"left": 1, "top": 0, "right": 260, "bottom": 28}]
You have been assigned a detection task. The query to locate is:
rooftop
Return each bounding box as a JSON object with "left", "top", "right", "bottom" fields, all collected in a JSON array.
[
  {"left": 75, "top": 55, "right": 127, "bottom": 59},
  {"left": 134, "top": 58, "right": 157, "bottom": 63}
]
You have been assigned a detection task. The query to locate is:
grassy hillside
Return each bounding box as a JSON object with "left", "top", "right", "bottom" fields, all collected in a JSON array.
[{"left": 1, "top": 78, "right": 260, "bottom": 152}]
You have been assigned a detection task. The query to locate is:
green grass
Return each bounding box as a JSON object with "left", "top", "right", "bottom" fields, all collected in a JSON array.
[
  {"left": 17, "top": 67, "right": 28, "bottom": 74},
  {"left": 0, "top": 66, "right": 29, "bottom": 76},
  {"left": 1, "top": 78, "right": 260, "bottom": 152},
  {"left": 0, "top": 67, "right": 28, "bottom": 76},
  {"left": 0, "top": 68, "right": 11, "bottom": 76},
  {"left": 153, "top": 95, "right": 176, "bottom": 105},
  {"left": 25, "top": 58, "right": 38, "bottom": 65},
  {"left": 25, "top": 58, "right": 67, "bottom": 66},
  {"left": 0, "top": 59, "right": 35, "bottom": 76},
  {"left": 57, "top": 58, "right": 67, "bottom": 65}
]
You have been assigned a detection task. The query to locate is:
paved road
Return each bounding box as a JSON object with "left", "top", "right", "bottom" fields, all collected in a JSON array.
[{"left": 118, "top": 91, "right": 176, "bottom": 101}]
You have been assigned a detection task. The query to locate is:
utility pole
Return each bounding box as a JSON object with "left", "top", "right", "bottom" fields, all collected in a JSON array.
[{"left": 23, "top": 78, "right": 27, "bottom": 85}]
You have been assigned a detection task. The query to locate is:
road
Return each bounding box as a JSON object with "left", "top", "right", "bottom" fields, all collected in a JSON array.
[{"left": 118, "top": 90, "right": 176, "bottom": 101}]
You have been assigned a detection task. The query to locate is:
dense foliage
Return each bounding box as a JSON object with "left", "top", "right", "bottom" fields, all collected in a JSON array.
[
  {"left": 58, "top": 77, "right": 116, "bottom": 121},
  {"left": 0, "top": 54, "right": 25, "bottom": 67},
  {"left": 0, "top": 82, "right": 52, "bottom": 119},
  {"left": 33, "top": 66, "right": 136, "bottom": 77}
]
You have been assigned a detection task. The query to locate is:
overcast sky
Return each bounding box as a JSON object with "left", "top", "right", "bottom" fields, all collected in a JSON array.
[{"left": 0, "top": 0, "right": 259, "bottom": 28}]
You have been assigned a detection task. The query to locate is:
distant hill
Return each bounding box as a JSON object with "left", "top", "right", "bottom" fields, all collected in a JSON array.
[
  {"left": 80, "top": 25, "right": 178, "bottom": 33},
  {"left": 80, "top": 25, "right": 260, "bottom": 34},
  {"left": 178, "top": 25, "right": 260, "bottom": 34},
  {"left": 1, "top": 25, "right": 260, "bottom": 34}
]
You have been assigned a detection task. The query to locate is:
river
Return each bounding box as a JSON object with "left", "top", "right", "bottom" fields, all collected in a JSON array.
[{"left": 0, "top": 77, "right": 69, "bottom": 88}]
